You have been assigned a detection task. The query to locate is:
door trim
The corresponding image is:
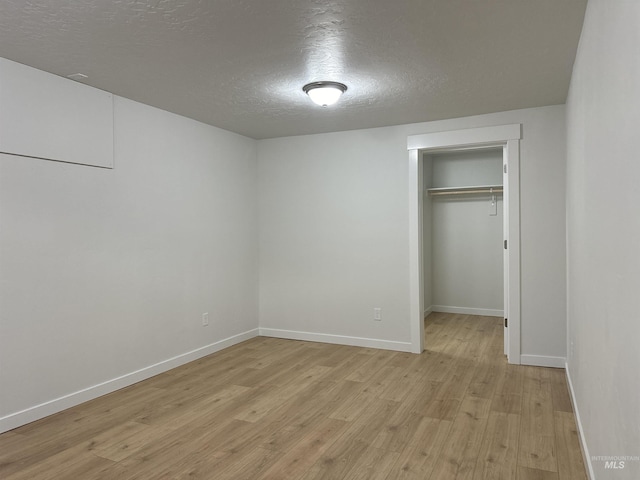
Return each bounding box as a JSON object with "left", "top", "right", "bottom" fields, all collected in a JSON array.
[{"left": 407, "top": 124, "right": 522, "bottom": 364}]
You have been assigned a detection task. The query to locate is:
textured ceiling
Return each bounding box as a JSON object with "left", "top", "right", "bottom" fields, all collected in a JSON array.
[{"left": 0, "top": 1, "right": 587, "bottom": 139}]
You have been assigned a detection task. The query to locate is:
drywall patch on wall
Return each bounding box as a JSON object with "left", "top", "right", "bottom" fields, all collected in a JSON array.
[{"left": 0, "top": 57, "right": 114, "bottom": 168}]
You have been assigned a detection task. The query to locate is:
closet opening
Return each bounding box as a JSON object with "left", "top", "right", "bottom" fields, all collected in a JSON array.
[
  {"left": 423, "top": 147, "right": 504, "bottom": 316},
  {"left": 407, "top": 125, "right": 521, "bottom": 364},
  {"left": 423, "top": 148, "right": 505, "bottom": 358}
]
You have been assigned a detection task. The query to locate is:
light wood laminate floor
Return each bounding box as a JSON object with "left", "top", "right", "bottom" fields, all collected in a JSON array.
[{"left": 0, "top": 313, "right": 587, "bottom": 479}]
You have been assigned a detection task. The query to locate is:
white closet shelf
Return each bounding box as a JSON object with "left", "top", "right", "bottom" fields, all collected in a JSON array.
[{"left": 426, "top": 185, "right": 503, "bottom": 196}]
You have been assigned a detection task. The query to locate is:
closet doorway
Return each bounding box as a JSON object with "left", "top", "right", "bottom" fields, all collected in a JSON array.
[
  {"left": 407, "top": 124, "right": 522, "bottom": 364},
  {"left": 424, "top": 148, "right": 504, "bottom": 318}
]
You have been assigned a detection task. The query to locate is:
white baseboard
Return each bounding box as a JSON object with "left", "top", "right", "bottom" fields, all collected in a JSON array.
[
  {"left": 259, "top": 328, "right": 413, "bottom": 353},
  {"left": 565, "top": 363, "right": 595, "bottom": 480},
  {"left": 0, "top": 328, "right": 259, "bottom": 434},
  {"left": 431, "top": 305, "right": 504, "bottom": 317},
  {"left": 424, "top": 305, "right": 434, "bottom": 317},
  {"left": 519, "top": 354, "right": 566, "bottom": 368}
]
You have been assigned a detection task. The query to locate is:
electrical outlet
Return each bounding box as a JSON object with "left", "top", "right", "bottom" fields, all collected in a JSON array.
[
  {"left": 202, "top": 312, "right": 209, "bottom": 326},
  {"left": 374, "top": 308, "right": 382, "bottom": 321}
]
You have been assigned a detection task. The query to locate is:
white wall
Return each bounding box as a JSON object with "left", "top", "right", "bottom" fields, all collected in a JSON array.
[
  {"left": 565, "top": 0, "right": 640, "bottom": 478},
  {"left": 431, "top": 150, "right": 503, "bottom": 188},
  {"left": 258, "top": 105, "right": 566, "bottom": 359},
  {"left": 257, "top": 129, "right": 412, "bottom": 350},
  {"left": 0, "top": 94, "right": 259, "bottom": 431}
]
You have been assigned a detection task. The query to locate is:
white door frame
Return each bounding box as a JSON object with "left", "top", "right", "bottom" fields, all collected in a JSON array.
[{"left": 407, "top": 124, "right": 522, "bottom": 364}]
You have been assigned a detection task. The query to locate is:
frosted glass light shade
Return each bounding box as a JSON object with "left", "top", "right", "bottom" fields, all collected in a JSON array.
[{"left": 303, "top": 81, "right": 347, "bottom": 107}]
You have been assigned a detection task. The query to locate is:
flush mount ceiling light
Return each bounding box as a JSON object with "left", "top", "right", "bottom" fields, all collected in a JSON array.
[{"left": 302, "top": 81, "right": 347, "bottom": 107}]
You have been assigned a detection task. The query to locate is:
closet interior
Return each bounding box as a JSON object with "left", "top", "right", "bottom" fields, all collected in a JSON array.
[{"left": 423, "top": 148, "right": 505, "bottom": 318}]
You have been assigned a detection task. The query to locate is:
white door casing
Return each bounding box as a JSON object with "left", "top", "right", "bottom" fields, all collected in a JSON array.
[{"left": 407, "top": 124, "right": 521, "bottom": 364}]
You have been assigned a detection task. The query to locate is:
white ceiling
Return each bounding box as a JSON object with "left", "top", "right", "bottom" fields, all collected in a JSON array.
[{"left": 0, "top": 1, "right": 587, "bottom": 139}]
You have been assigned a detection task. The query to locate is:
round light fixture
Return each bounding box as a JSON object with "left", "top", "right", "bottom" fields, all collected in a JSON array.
[{"left": 302, "top": 81, "right": 347, "bottom": 107}]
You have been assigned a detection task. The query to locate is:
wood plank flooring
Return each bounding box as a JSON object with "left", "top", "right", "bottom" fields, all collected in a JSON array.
[{"left": 0, "top": 313, "right": 587, "bottom": 479}]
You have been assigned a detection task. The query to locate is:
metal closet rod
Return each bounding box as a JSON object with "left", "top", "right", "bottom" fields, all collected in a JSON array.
[{"left": 427, "top": 186, "right": 503, "bottom": 196}]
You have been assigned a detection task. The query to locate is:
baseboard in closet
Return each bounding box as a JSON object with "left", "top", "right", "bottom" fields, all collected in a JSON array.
[
  {"left": 520, "top": 354, "right": 566, "bottom": 369},
  {"left": 431, "top": 305, "right": 504, "bottom": 317}
]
